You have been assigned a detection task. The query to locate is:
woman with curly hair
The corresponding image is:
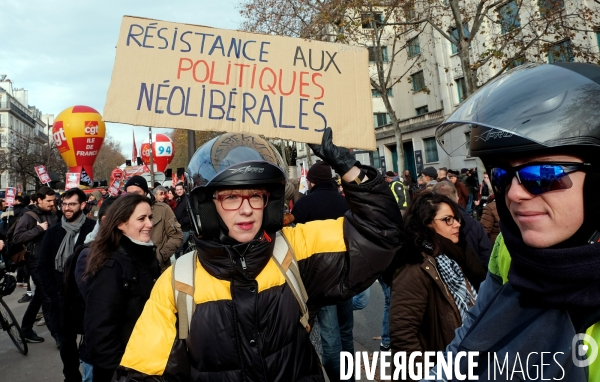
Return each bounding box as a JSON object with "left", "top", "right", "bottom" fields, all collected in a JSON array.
[{"left": 388, "top": 192, "right": 486, "bottom": 379}]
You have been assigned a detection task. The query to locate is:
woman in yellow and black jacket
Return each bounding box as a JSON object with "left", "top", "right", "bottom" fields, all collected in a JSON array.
[{"left": 115, "top": 129, "right": 404, "bottom": 382}]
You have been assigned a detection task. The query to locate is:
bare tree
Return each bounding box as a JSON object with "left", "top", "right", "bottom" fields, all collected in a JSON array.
[
  {"left": 93, "top": 136, "right": 127, "bottom": 181},
  {"left": 240, "top": 0, "right": 424, "bottom": 173},
  {"left": 241, "top": 0, "right": 600, "bottom": 173},
  {"left": 385, "top": 0, "right": 600, "bottom": 96}
]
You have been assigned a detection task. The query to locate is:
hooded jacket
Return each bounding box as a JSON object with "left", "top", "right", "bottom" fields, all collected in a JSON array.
[{"left": 117, "top": 168, "right": 404, "bottom": 381}]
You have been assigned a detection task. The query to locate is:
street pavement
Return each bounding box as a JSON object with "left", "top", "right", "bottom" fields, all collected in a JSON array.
[{"left": 0, "top": 281, "right": 386, "bottom": 382}]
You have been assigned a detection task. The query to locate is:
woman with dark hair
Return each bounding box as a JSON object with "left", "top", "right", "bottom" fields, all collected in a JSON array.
[
  {"left": 83, "top": 194, "right": 160, "bottom": 382},
  {"left": 165, "top": 187, "right": 177, "bottom": 210},
  {"left": 389, "top": 192, "right": 485, "bottom": 379}
]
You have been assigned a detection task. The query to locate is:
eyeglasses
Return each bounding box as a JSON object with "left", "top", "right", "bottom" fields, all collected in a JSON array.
[
  {"left": 61, "top": 202, "right": 80, "bottom": 208},
  {"left": 434, "top": 216, "right": 461, "bottom": 226},
  {"left": 491, "top": 162, "right": 591, "bottom": 196},
  {"left": 213, "top": 191, "right": 270, "bottom": 211}
]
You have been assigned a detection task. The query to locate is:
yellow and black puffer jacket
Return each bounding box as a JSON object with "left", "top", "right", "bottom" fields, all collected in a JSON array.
[{"left": 116, "top": 169, "right": 404, "bottom": 381}]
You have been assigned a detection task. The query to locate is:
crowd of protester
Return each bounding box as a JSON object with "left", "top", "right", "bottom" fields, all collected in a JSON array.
[{"left": 0, "top": 62, "right": 598, "bottom": 382}]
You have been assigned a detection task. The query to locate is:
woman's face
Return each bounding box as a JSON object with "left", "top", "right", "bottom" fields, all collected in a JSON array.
[
  {"left": 118, "top": 202, "right": 153, "bottom": 242},
  {"left": 167, "top": 190, "right": 175, "bottom": 200},
  {"left": 505, "top": 154, "right": 585, "bottom": 248},
  {"left": 214, "top": 188, "right": 265, "bottom": 243},
  {"left": 430, "top": 202, "right": 461, "bottom": 243}
]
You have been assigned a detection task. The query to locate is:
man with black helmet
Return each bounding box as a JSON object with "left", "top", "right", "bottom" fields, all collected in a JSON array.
[
  {"left": 116, "top": 128, "right": 404, "bottom": 381},
  {"left": 427, "top": 62, "right": 600, "bottom": 381}
]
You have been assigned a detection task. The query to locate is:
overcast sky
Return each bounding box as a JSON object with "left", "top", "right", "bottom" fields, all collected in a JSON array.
[{"left": 0, "top": 0, "right": 242, "bottom": 158}]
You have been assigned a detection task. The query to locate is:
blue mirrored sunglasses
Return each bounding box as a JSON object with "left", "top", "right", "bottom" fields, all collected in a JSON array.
[{"left": 491, "top": 162, "right": 591, "bottom": 196}]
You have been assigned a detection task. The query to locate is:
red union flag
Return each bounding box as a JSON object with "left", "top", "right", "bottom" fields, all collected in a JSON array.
[
  {"left": 34, "top": 165, "right": 51, "bottom": 184},
  {"left": 132, "top": 130, "right": 138, "bottom": 164}
]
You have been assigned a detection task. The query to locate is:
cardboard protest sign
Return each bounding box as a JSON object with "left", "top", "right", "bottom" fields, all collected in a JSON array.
[
  {"left": 34, "top": 165, "right": 51, "bottom": 184},
  {"left": 5, "top": 188, "right": 16, "bottom": 207},
  {"left": 104, "top": 16, "right": 375, "bottom": 150},
  {"left": 66, "top": 173, "right": 81, "bottom": 189}
]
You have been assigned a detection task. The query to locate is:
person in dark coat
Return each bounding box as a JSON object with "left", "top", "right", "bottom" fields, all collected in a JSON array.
[
  {"left": 480, "top": 194, "right": 500, "bottom": 244},
  {"left": 13, "top": 187, "right": 59, "bottom": 343},
  {"left": 83, "top": 194, "right": 160, "bottom": 382},
  {"left": 173, "top": 183, "right": 192, "bottom": 258},
  {"left": 389, "top": 193, "right": 485, "bottom": 380},
  {"left": 292, "top": 161, "right": 348, "bottom": 224},
  {"left": 38, "top": 188, "right": 96, "bottom": 382},
  {"left": 291, "top": 161, "right": 352, "bottom": 381},
  {"left": 73, "top": 196, "right": 119, "bottom": 382}
]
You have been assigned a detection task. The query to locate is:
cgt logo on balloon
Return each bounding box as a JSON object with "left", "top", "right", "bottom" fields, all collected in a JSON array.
[
  {"left": 52, "top": 123, "right": 70, "bottom": 153},
  {"left": 53, "top": 105, "right": 106, "bottom": 181}
]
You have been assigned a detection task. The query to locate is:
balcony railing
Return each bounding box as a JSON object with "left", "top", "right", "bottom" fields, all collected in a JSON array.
[
  {"left": 378, "top": 109, "right": 445, "bottom": 132},
  {"left": 37, "top": 130, "right": 48, "bottom": 141}
]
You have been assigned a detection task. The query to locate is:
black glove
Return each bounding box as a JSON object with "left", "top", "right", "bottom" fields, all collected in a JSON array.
[{"left": 308, "top": 127, "right": 359, "bottom": 176}]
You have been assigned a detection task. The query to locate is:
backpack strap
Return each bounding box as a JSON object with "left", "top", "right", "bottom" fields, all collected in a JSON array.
[
  {"left": 25, "top": 210, "right": 41, "bottom": 223},
  {"left": 172, "top": 250, "right": 196, "bottom": 340},
  {"left": 272, "top": 231, "right": 310, "bottom": 333}
]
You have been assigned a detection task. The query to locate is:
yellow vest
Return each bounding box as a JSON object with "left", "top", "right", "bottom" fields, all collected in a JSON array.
[{"left": 389, "top": 181, "right": 407, "bottom": 207}]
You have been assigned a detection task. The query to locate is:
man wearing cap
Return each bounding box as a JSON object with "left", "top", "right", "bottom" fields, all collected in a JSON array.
[
  {"left": 125, "top": 176, "right": 183, "bottom": 272},
  {"left": 420, "top": 166, "right": 438, "bottom": 189},
  {"left": 385, "top": 171, "right": 407, "bottom": 214}
]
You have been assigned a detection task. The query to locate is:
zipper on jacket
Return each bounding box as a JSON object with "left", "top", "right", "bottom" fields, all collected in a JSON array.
[
  {"left": 240, "top": 255, "right": 247, "bottom": 270},
  {"left": 428, "top": 259, "right": 451, "bottom": 297}
]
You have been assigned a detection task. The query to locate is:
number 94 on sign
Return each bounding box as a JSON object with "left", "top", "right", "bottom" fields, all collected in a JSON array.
[{"left": 156, "top": 143, "right": 172, "bottom": 157}]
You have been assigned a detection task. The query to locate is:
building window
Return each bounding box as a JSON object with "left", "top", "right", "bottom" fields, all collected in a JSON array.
[
  {"left": 299, "top": 142, "right": 305, "bottom": 150},
  {"left": 450, "top": 24, "right": 470, "bottom": 54},
  {"left": 408, "top": 37, "right": 421, "bottom": 57},
  {"left": 362, "top": 12, "right": 383, "bottom": 29},
  {"left": 368, "top": 46, "right": 389, "bottom": 62},
  {"left": 423, "top": 137, "right": 439, "bottom": 163},
  {"left": 374, "top": 113, "right": 390, "bottom": 127},
  {"left": 548, "top": 40, "right": 574, "bottom": 63},
  {"left": 412, "top": 71, "right": 425, "bottom": 92},
  {"left": 416, "top": 106, "right": 429, "bottom": 116},
  {"left": 498, "top": 1, "right": 521, "bottom": 34},
  {"left": 538, "top": 0, "right": 564, "bottom": 16},
  {"left": 597, "top": 32, "right": 600, "bottom": 49},
  {"left": 0, "top": 134, "right": 5, "bottom": 148},
  {"left": 371, "top": 88, "right": 393, "bottom": 97},
  {"left": 403, "top": 0, "right": 416, "bottom": 20},
  {"left": 456, "top": 77, "right": 467, "bottom": 103}
]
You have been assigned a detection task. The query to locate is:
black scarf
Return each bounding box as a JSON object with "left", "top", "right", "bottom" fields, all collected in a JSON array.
[{"left": 503, "top": 221, "right": 600, "bottom": 330}]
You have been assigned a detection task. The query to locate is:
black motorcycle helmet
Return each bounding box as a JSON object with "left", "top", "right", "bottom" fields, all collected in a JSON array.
[
  {"left": 435, "top": 62, "right": 600, "bottom": 244},
  {"left": 186, "top": 132, "right": 287, "bottom": 240}
]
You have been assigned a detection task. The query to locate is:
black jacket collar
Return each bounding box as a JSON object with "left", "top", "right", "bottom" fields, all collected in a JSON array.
[{"left": 194, "top": 232, "right": 276, "bottom": 281}]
